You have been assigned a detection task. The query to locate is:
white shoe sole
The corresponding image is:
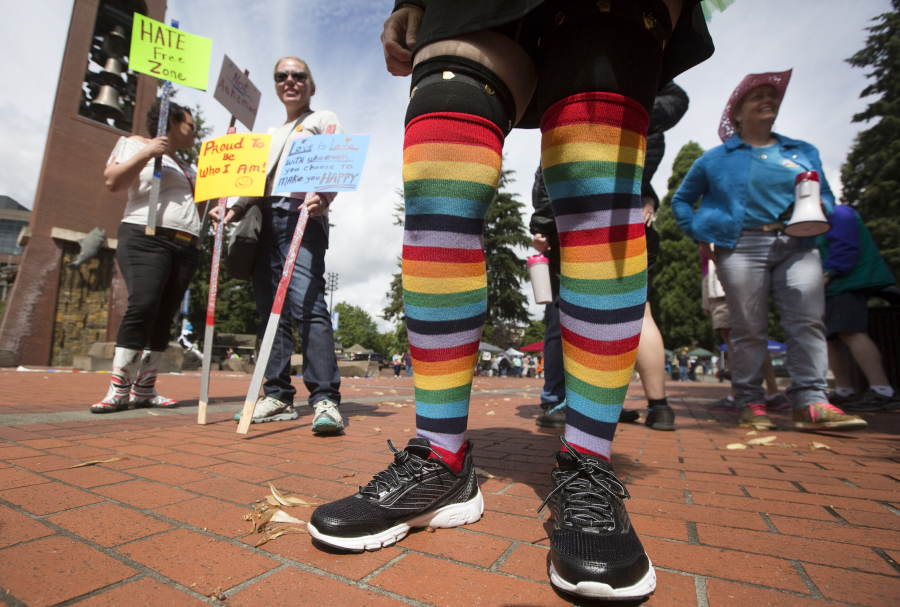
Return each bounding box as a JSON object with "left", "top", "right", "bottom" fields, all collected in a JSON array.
[
  {"left": 307, "top": 489, "right": 484, "bottom": 551},
  {"left": 549, "top": 559, "right": 656, "bottom": 599}
]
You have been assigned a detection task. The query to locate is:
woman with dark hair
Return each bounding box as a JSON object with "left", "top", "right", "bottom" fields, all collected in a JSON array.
[
  {"left": 670, "top": 70, "right": 867, "bottom": 432},
  {"left": 91, "top": 99, "right": 200, "bottom": 413}
]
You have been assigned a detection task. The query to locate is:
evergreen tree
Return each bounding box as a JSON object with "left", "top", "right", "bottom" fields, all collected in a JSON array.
[
  {"left": 652, "top": 142, "right": 714, "bottom": 350},
  {"left": 484, "top": 168, "right": 531, "bottom": 327},
  {"left": 186, "top": 222, "right": 260, "bottom": 347},
  {"left": 841, "top": 0, "right": 900, "bottom": 280},
  {"left": 519, "top": 319, "right": 546, "bottom": 348},
  {"left": 333, "top": 302, "right": 379, "bottom": 350}
]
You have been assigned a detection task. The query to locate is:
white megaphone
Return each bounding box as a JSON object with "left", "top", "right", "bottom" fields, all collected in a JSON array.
[{"left": 784, "top": 171, "right": 831, "bottom": 237}]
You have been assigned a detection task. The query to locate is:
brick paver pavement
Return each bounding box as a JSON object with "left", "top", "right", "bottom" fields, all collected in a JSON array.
[{"left": 1, "top": 367, "right": 898, "bottom": 606}]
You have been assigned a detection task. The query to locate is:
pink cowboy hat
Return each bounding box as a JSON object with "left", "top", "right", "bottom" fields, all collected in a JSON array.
[{"left": 718, "top": 69, "right": 792, "bottom": 142}]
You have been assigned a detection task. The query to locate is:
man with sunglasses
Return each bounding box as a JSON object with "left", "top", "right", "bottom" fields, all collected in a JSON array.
[{"left": 212, "top": 56, "right": 344, "bottom": 432}]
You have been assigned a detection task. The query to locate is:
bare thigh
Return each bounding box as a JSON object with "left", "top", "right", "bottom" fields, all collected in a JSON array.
[
  {"left": 412, "top": 0, "right": 682, "bottom": 127},
  {"left": 414, "top": 31, "right": 538, "bottom": 126}
]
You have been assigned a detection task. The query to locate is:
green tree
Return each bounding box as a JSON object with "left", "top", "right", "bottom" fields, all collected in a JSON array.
[
  {"left": 186, "top": 222, "right": 260, "bottom": 348},
  {"left": 519, "top": 319, "right": 546, "bottom": 348},
  {"left": 484, "top": 168, "right": 531, "bottom": 328},
  {"left": 382, "top": 164, "right": 531, "bottom": 343},
  {"left": 841, "top": 0, "right": 900, "bottom": 280},
  {"left": 333, "top": 302, "right": 379, "bottom": 350},
  {"left": 652, "top": 142, "right": 714, "bottom": 350}
]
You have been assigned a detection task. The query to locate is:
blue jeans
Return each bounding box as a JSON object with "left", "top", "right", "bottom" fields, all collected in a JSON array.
[
  {"left": 541, "top": 302, "right": 566, "bottom": 406},
  {"left": 716, "top": 230, "right": 828, "bottom": 410},
  {"left": 405, "top": 364, "right": 413, "bottom": 377},
  {"left": 252, "top": 208, "right": 340, "bottom": 408},
  {"left": 679, "top": 367, "right": 688, "bottom": 381}
]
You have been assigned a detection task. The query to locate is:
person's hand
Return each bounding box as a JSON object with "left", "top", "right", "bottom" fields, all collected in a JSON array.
[
  {"left": 823, "top": 273, "right": 831, "bottom": 286},
  {"left": 532, "top": 233, "right": 549, "bottom": 253},
  {"left": 209, "top": 205, "right": 242, "bottom": 231},
  {"left": 304, "top": 194, "right": 328, "bottom": 217},
  {"left": 142, "top": 136, "right": 169, "bottom": 159},
  {"left": 700, "top": 241, "right": 717, "bottom": 263},
  {"left": 642, "top": 197, "right": 655, "bottom": 226},
  {"left": 381, "top": 5, "right": 423, "bottom": 76}
]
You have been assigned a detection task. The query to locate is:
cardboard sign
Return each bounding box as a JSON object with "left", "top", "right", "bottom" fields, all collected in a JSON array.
[
  {"left": 274, "top": 134, "right": 371, "bottom": 193},
  {"left": 129, "top": 15, "right": 212, "bottom": 90},
  {"left": 213, "top": 55, "right": 261, "bottom": 130},
  {"left": 194, "top": 133, "right": 272, "bottom": 202}
]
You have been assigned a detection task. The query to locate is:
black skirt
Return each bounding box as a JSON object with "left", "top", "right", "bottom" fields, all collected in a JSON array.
[{"left": 395, "top": 0, "right": 714, "bottom": 124}]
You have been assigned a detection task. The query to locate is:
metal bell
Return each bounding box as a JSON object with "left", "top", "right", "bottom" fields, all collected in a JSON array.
[
  {"left": 106, "top": 25, "right": 127, "bottom": 55},
  {"left": 90, "top": 85, "right": 123, "bottom": 120},
  {"left": 99, "top": 57, "right": 124, "bottom": 85}
]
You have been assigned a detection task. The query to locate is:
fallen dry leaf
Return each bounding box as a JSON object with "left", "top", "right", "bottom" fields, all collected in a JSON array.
[
  {"left": 726, "top": 443, "right": 747, "bottom": 450},
  {"left": 341, "top": 472, "right": 356, "bottom": 478},
  {"left": 475, "top": 467, "right": 496, "bottom": 479},
  {"left": 352, "top": 415, "right": 367, "bottom": 421},
  {"left": 747, "top": 435, "right": 778, "bottom": 446},
  {"left": 374, "top": 391, "right": 385, "bottom": 395},
  {"left": 746, "top": 430, "right": 758, "bottom": 436},
  {"left": 146, "top": 410, "right": 160, "bottom": 416},
  {"left": 68, "top": 457, "right": 125, "bottom": 468},
  {"left": 486, "top": 411, "right": 495, "bottom": 415},
  {"left": 255, "top": 525, "right": 305, "bottom": 547},
  {"left": 809, "top": 441, "right": 831, "bottom": 451},
  {"left": 403, "top": 428, "right": 410, "bottom": 433},
  {"left": 373, "top": 427, "right": 381, "bottom": 433},
  {"left": 270, "top": 510, "right": 306, "bottom": 525},
  {"left": 425, "top": 526, "right": 436, "bottom": 533},
  {"left": 267, "top": 482, "right": 317, "bottom": 507},
  {"left": 780, "top": 443, "right": 799, "bottom": 448},
  {"left": 378, "top": 401, "right": 412, "bottom": 408},
  {"left": 503, "top": 398, "right": 511, "bottom": 401}
]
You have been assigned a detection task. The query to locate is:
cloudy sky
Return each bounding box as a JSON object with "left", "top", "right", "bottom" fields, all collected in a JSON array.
[{"left": 1, "top": 0, "right": 891, "bottom": 331}]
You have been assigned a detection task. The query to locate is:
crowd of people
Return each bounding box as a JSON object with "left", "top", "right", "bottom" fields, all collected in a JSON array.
[{"left": 89, "top": 0, "right": 897, "bottom": 602}]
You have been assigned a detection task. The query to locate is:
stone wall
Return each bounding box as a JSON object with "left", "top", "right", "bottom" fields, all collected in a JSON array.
[{"left": 51, "top": 241, "right": 115, "bottom": 367}]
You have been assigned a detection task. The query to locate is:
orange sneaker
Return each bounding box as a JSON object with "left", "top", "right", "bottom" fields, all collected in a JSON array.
[
  {"left": 793, "top": 402, "right": 867, "bottom": 431},
  {"left": 738, "top": 403, "right": 776, "bottom": 430}
]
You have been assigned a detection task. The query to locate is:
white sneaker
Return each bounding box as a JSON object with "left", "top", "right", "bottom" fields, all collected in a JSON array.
[
  {"left": 311, "top": 399, "right": 344, "bottom": 434},
  {"left": 234, "top": 396, "right": 299, "bottom": 423}
]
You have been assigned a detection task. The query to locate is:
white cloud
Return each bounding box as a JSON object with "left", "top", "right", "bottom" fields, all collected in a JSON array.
[{"left": 2, "top": 0, "right": 891, "bottom": 333}]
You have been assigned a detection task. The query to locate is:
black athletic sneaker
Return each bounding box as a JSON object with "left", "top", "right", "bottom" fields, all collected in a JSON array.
[
  {"left": 645, "top": 404, "right": 676, "bottom": 430},
  {"left": 539, "top": 438, "right": 656, "bottom": 600},
  {"left": 307, "top": 438, "right": 483, "bottom": 551},
  {"left": 618, "top": 409, "right": 641, "bottom": 423},
  {"left": 536, "top": 401, "right": 567, "bottom": 428}
]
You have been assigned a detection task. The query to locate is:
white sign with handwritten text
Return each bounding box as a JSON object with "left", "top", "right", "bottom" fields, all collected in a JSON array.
[
  {"left": 274, "top": 133, "right": 371, "bottom": 193},
  {"left": 213, "top": 55, "right": 261, "bottom": 130}
]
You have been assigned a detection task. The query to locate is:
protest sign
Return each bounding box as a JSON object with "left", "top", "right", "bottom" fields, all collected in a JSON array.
[
  {"left": 274, "top": 134, "right": 370, "bottom": 194},
  {"left": 195, "top": 133, "right": 271, "bottom": 202},
  {"left": 213, "top": 55, "right": 261, "bottom": 130},
  {"left": 129, "top": 14, "right": 212, "bottom": 90}
]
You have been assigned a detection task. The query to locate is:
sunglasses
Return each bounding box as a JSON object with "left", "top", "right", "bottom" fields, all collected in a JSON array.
[{"left": 274, "top": 71, "right": 309, "bottom": 83}]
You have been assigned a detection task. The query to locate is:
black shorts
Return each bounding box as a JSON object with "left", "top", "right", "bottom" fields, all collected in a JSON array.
[
  {"left": 490, "top": 0, "right": 671, "bottom": 123},
  {"left": 825, "top": 290, "right": 869, "bottom": 339}
]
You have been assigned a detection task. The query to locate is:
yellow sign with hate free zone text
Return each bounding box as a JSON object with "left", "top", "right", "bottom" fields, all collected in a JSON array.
[
  {"left": 195, "top": 133, "right": 272, "bottom": 202},
  {"left": 129, "top": 14, "right": 212, "bottom": 90}
]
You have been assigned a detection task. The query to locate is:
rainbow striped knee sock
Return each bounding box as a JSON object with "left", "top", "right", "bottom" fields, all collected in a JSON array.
[
  {"left": 402, "top": 112, "right": 503, "bottom": 470},
  {"left": 540, "top": 93, "right": 649, "bottom": 460}
]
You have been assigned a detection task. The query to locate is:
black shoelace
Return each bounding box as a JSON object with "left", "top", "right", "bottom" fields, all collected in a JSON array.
[
  {"left": 359, "top": 440, "right": 443, "bottom": 498},
  {"left": 537, "top": 437, "right": 630, "bottom": 529}
]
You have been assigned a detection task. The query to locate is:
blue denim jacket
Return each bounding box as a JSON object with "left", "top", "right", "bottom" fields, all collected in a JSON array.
[{"left": 670, "top": 134, "right": 835, "bottom": 249}]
